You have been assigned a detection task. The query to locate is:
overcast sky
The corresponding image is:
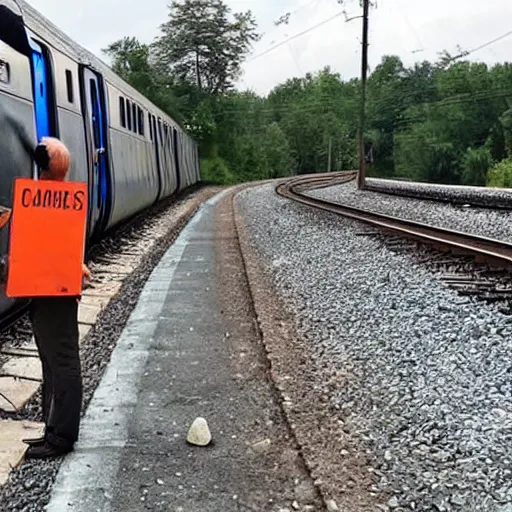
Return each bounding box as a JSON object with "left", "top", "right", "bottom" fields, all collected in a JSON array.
[{"left": 28, "top": 0, "right": 512, "bottom": 96}]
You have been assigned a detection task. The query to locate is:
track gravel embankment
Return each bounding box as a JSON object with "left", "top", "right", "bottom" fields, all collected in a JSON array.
[{"left": 236, "top": 183, "right": 512, "bottom": 512}]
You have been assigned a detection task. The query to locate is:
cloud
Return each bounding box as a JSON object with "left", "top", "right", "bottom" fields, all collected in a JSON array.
[{"left": 27, "top": 0, "right": 512, "bottom": 96}]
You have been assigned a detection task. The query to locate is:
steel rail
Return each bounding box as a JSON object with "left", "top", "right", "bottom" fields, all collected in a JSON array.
[{"left": 276, "top": 172, "right": 512, "bottom": 268}]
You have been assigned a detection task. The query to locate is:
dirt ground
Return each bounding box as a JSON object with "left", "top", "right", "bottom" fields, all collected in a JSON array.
[{"left": 232, "top": 187, "right": 384, "bottom": 512}]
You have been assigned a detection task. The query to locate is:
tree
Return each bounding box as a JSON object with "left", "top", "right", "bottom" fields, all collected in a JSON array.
[
  {"left": 153, "top": 0, "right": 260, "bottom": 94},
  {"left": 103, "top": 37, "right": 162, "bottom": 103},
  {"left": 102, "top": 37, "right": 185, "bottom": 122},
  {"left": 260, "top": 122, "right": 294, "bottom": 179},
  {"left": 103, "top": 37, "right": 151, "bottom": 81}
]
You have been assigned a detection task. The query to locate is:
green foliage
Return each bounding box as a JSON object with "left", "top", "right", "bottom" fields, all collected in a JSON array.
[
  {"left": 260, "top": 122, "right": 294, "bottom": 179},
  {"left": 487, "top": 158, "right": 512, "bottom": 188},
  {"left": 200, "top": 155, "right": 237, "bottom": 184},
  {"left": 461, "top": 147, "right": 493, "bottom": 186},
  {"left": 104, "top": 2, "right": 512, "bottom": 188},
  {"left": 367, "top": 56, "right": 512, "bottom": 186}
]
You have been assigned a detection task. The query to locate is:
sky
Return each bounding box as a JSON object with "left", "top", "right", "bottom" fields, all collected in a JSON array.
[{"left": 26, "top": 0, "right": 512, "bottom": 96}]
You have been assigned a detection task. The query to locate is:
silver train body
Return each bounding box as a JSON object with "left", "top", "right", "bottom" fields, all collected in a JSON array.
[{"left": 0, "top": 0, "right": 201, "bottom": 319}]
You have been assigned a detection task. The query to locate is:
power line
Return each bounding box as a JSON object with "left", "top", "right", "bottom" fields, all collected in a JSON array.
[
  {"left": 262, "top": 0, "right": 321, "bottom": 44},
  {"left": 449, "top": 29, "right": 512, "bottom": 62},
  {"left": 287, "top": 42, "right": 304, "bottom": 75},
  {"left": 210, "top": 85, "right": 512, "bottom": 121},
  {"left": 247, "top": 11, "right": 345, "bottom": 63},
  {"left": 394, "top": 0, "right": 425, "bottom": 54}
]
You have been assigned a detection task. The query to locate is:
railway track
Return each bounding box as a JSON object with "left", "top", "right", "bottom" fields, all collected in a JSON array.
[
  {"left": 276, "top": 172, "right": 512, "bottom": 313},
  {"left": 276, "top": 172, "right": 512, "bottom": 269}
]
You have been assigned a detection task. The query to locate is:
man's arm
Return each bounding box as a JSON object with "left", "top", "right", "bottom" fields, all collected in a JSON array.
[{"left": 0, "top": 207, "right": 11, "bottom": 230}]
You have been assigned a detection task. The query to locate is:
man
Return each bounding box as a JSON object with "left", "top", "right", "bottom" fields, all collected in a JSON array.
[
  {"left": 21, "top": 137, "right": 91, "bottom": 459},
  {"left": 0, "top": 123, "right": 89, "bottom": 457}
]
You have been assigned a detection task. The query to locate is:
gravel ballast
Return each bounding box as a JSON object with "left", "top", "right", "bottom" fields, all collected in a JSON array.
[
  {"left": 235, "top": 183, "right": 512, "bottom": 512},
  {"left": 366, "top": 178, "right": 512, "bottom": 210},
  {"left": 307, "top": 181, "right": 512, "bottom": 243}
]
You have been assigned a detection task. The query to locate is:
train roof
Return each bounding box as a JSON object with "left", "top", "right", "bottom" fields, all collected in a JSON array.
[{"left": 17, "top": 0, "right": 188, "bottom": 134}]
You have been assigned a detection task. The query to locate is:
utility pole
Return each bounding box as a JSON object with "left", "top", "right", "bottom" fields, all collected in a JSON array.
[
  {"left": 357, "top": 0, "right": 370, "bottom": 190},
  {"left": 327, "top": 136, "right": 332, "bottom": 172},
  {"left": 195, "top": 50, "right": 201, "bottom": 91}
]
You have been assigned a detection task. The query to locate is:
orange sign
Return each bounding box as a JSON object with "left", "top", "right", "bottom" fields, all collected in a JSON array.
[{"left": 6, "top": 178, "right": 88, "bottom": 297}]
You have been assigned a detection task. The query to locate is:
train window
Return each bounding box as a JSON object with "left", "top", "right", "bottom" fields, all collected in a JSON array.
[
  {"left": 65, "top": 70, "right": 73, "bottom": 103},
  {"left": 153, "top": 116, "right": 158, "bottom": 143},
  {"left": 0, "top": 60, "right": 11, "bottom": 85},
  {"left": 126, "top": 99, "right": 132, "bottom": 131},
  {"left": 0, "top": 60, "right": 9, "bottom": 85},
  {"left": 148, "top": 113, "right": 153, "bottom": 141},
  {"left": 119, "top": 97, "right": 126, "bottom": 128},
  {"left": 138, "top": 107, "right": 144, "bottom": 136},
  {"left": 132, "top": 103, "right": 137, "bottom": 133}
]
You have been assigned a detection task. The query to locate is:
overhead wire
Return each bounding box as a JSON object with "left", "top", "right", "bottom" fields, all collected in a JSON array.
[
  {"left": 394, "top": 0, "right": 425, "bottom": 54},
  {"left": 448, "top": 29, "right": 512, "bottom": 62},
  {"left": 256, "top": 0, "right": 323, "bottom": 46},
  {"left": 210, "top": 85, "right": 512, "bottom": 129},
  {"left": 246, "top": 10, "right": 345, "bottom": 63},
  {"left": 282, "top": 0, "right": 325, "bottom": 76},
  {"left": 287, "top": 41, "right": 305, "bottom": 75}
]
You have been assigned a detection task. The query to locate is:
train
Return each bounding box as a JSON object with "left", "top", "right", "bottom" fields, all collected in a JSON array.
[{"left": 0, "top": 0, "right": 201, "bottom": 320}]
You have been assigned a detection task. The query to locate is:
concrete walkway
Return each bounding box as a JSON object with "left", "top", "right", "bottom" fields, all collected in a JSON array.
[{"left": 45, "top": 190, "right": 320, "bottom": 512}]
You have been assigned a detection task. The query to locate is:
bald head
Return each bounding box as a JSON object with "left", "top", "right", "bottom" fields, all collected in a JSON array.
[{"left": 37, "top": 138, "right": 71, "bottom": 181}]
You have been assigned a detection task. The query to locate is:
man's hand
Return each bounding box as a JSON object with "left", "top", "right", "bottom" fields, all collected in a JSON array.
[
  {"left": 82, "top": 264, "right": 92, "bottom": 289},
  {"left": 0, "top": 207, "right": 11, "bottom": 230}
]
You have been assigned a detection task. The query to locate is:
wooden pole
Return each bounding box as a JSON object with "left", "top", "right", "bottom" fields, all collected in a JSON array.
[
  {"left": 357, "top": 0, "right": 370, "bottom": 189},
  {"left": 327, "top": 136, "right": 332, "bottom": 172}
]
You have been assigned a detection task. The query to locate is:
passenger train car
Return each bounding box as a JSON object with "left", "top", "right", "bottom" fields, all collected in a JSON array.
[{"left": 0, "top": 0, "right": 201, "bottom": 319}]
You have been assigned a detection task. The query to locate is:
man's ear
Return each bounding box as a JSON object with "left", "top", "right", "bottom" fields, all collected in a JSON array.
[{"left": 34, "top": 143, "right": 50, "bottom": 171}]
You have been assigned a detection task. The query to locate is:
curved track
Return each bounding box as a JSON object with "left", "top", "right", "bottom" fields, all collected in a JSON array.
[{"left": 276, "top": 172, "right": 512, "bottom": 268}]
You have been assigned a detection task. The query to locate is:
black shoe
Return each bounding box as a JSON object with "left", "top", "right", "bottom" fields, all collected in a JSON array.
[
  {"left": 25, "top": 441, "right": 73, "bottom": 459},
  {"left": 22, "top": 436, "right": 46, "bottom": 447}
]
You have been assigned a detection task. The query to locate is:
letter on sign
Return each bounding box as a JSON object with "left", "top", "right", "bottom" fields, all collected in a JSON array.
[{"left": 6, "top": 178, "right": 88, "bottom": 297}]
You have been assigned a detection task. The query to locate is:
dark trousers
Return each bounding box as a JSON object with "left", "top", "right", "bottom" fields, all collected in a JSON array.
[{"left": 29, "top": 297, "right": 82, "bottom": 449}]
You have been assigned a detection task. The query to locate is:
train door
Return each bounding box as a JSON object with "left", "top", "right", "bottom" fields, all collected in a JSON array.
[
  {"left": 172, "top": 127, "right": 181, "bottom": 191},
  {"left": 80, "top": 67, "right": 109, "bottom": 237},
  {"left": 152, "top": 115, "right": 162, "bottom": 197},
  {"left": 28, "top": 37, "right": 56, "bottom": 144}
]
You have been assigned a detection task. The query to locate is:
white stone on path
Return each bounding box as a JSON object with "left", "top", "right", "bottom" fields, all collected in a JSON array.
[
  {"left": 326, "top": 500, "right": 340, "bottom": 512},
  {"left": 186, "top": 417, "right": 212, "bottom": 446}
]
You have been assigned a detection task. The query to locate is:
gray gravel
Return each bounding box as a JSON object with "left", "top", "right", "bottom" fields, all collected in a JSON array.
[
  {"left": 366, "top": 178, "right": 512, "bottom": 209},
  {"left": 306, "top": 181, "right": 512, "bottom": 243},
  {"left": 236, "top": 183, "right": 512, "bottom": 512}
]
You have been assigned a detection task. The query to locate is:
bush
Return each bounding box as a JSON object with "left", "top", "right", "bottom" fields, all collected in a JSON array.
[
  {"left": 200, "top": 156, "right": 238, "bottom": 185},
  {"left": 487, "top": 158, "right": 512, "bottom": 188},
  {"left": 461, "top": 146, "right": 493, "bottom": 186}
]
